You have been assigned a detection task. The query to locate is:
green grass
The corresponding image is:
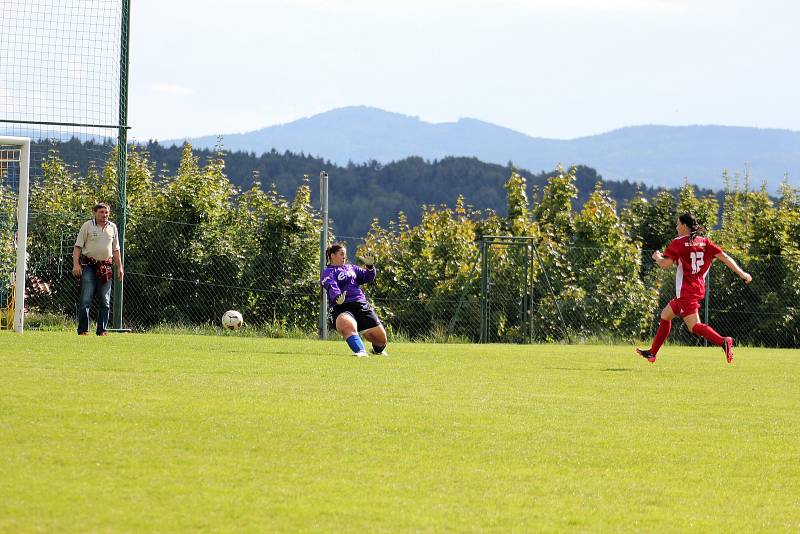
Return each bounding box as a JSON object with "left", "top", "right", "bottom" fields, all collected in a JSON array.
[{"left": 1, "top": 332, "right": 799, "bottom": 532}]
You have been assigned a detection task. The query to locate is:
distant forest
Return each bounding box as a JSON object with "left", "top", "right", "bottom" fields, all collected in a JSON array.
[{"left": 39, "top": 138, "right": 720, "bottom": 238}]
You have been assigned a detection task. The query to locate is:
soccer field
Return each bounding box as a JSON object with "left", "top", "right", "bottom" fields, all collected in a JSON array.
[{"left": 1, "top": 332, "right": 798, "bottom": 531}]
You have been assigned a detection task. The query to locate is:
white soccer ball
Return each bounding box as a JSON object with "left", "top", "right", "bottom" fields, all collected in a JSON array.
[{"left": 221, "top": 310, "right": 244, "bottom": 330}]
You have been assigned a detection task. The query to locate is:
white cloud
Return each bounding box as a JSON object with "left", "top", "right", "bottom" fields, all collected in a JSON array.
[
  {"left": 257, "top": 0, "right": 687, "bottom": 15},
  {"left": 512, "top": 0, "right": 688, "bottom": 15},
  {"left": 150, "top": 83, "right": 195, "bottom": 96}
]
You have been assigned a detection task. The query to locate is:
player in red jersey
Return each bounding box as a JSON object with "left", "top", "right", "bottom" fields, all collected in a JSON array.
[{"left": 636, "top": 212, "right": 752, "bottom": 364}]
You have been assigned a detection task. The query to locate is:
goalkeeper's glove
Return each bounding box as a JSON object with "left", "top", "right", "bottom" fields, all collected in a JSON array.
[
  {"left": 335, "top": 291, "right": 346, "bottom": 305},
  {"left": 361, "top": 252, "right": 375, "bottom": 268}
]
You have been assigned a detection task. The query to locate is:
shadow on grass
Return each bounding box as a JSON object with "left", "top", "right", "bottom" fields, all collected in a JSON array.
[{"left": 544, "top": 367, "right": 635, "bottom": 372}]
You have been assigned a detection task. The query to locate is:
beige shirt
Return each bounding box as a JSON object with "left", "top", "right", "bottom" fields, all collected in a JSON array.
[{"left": 75, "top": 219, "right": 120, "bottom": 261}]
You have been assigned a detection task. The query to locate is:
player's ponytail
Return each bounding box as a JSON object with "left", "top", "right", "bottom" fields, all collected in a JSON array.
[
  {"left": 325, "top": 243, "right": 345, "bottom": 266},
  {"left": 679, "top": 212, "right": 706, "bottom": 243}
]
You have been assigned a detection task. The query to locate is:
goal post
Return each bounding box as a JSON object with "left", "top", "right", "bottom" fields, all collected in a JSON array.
[{"left": 0, "top": 136, "right": 30, "bottom": 332}]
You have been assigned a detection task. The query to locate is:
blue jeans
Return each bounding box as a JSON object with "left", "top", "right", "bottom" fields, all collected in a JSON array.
[{"left": 77, "top": 265, "right": 112, "bottom": 335}]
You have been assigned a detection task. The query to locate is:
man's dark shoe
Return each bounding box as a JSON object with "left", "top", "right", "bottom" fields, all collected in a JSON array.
[{"left": 78, "top": 332, "right": 90, "bottom": 336}]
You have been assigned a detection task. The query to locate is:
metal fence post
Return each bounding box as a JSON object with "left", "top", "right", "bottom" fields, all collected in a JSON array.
[
  {"left": 112, "top": 0, "right": 131, "bottom": 330},
  {"left": 319, "top": 171, "right": 329, "bottom": 339},
  {"left": 479, "top": 239, "right": 488, "bottom": 343},
  {"left": 704, "top": 267, "right": 710, "bottom": 347}
]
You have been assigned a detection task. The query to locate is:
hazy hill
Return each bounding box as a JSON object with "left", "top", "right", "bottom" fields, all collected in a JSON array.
[{"left": 162, "top": 106, "right": 800, "bottom": 190}]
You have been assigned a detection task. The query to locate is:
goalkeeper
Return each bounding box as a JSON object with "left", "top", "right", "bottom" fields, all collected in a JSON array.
[{"left": 320, "top": 243, "right": 388, "bottom": 357}]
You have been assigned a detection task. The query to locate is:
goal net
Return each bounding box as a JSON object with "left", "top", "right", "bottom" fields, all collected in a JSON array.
[{"left": 0, "top": 138, "right": 30, "bottom": 332}]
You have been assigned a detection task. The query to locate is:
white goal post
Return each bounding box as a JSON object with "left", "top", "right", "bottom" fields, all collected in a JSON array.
[{"left": 0, "top": 136, "right": 30, "bottom": 333}]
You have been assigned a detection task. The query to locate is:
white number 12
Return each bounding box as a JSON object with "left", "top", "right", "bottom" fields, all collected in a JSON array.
[{"left": 690, "top": 251, "right": 704, "bottom": 274}]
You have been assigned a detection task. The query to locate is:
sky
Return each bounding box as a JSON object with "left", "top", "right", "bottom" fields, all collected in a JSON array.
[{"left": 128, "top": 0, "right": 798, "bottom": 142}]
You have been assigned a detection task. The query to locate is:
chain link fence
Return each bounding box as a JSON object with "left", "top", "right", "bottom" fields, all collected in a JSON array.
[
  {"left": 15, "top": 212, "right": 800, "bottom": 348},
  {"left": 22, "top": 209, "right": 319, "bottom": 332}
]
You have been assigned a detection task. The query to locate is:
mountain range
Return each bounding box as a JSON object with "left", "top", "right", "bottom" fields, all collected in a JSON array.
[{"left": 162, "top": 106, "right": 800, "bottom": 191}]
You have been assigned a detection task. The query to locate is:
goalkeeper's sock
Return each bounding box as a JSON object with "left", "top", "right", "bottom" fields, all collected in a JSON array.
[
  {"left": 372, "top": 344, "right": 386, "bottom": 354},
  {"left": 692, "top": 323, "right": 724, "bottom": 346},
  {"left": 346, "top": 334, "right": 366, "bottom": 354}
]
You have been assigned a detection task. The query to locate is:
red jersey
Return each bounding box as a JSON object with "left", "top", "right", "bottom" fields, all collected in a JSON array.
[{"left": 663, "top": 235, "right": 723, "bottom": 300}]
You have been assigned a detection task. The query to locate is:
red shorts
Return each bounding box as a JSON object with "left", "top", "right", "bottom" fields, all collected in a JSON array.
[{"left": 669, "top": 296, "right": 701, "bottom": 318}]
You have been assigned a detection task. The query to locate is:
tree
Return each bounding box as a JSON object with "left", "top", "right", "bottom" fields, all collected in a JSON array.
[
  {"left": 570, "top": 184, "right": 656, "bottom": 339},
  {"left": 361, "top": 196, "right": 485, "bottom": 339},
  {"left": 235, "top": 179, "right": 321, "bottom": 329},
  {"left": 26, "top": 153, "right": 95, "bottom": 315},
  {"left": 677, "top": 180, "right": 718, "bottom": 232}
]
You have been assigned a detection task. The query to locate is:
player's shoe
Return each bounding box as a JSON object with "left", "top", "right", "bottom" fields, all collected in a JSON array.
[
  {"left": 354, "top": 350, "right": 369, "bottom": 358},
  {"left": 722, "top": 337, "right": 734, "bottom": 364},
  {"left": 635, "top": 347, "right": 656, "bottom": 363},
  {"left": 371, "top": 347, "right": 389, "bottom": 356}
]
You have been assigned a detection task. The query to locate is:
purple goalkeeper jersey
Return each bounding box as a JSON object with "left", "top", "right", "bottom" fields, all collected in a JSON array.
[{"left": 320, "top": 264, "right": 376, "bottom": 304}]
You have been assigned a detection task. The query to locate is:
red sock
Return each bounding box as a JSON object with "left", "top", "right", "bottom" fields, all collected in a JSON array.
[
  {"left": 692, "top": 323, "right": 725, "bottom": 346},
  {"left": 650, "top": 319, "right": 672, "bottom": 355}
]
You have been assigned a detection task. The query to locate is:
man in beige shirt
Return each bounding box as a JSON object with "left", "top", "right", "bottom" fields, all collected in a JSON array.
[{"left": 72, "top": 203, "right": 124, "bottom": 336}]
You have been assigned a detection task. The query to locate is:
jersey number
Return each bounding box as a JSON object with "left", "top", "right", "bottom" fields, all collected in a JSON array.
[{"left": 690, "top": 251, "right": 704, "bottom": 274}]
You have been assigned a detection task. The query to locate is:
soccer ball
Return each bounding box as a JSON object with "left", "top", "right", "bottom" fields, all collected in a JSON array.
[{"left": 221, "top": 310, "right": 244, "bottom": 330}]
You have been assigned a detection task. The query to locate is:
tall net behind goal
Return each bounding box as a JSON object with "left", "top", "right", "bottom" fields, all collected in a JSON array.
[{"left": 0, "top": 0, "right": 130, "bottom": 330}]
